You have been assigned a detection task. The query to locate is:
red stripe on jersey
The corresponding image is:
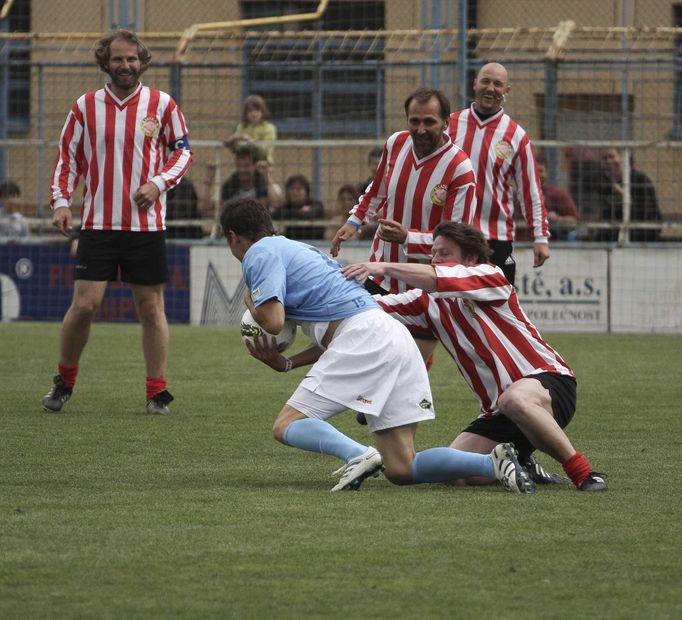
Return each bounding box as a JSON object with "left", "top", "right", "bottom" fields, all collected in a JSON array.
[
  {"left": 120, "top": 98, "right": 139, "bottom": 230},
  {"left": 102, "top": 94, "right": 117, "bottom": 230}
]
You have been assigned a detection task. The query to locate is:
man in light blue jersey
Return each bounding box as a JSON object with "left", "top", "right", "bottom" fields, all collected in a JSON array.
[{"left": 220, "top": 198, "right": 535, "bottom": 494}]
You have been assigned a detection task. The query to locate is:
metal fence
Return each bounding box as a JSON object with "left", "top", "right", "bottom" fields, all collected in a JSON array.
[{"left": 2, "top": 1, "right": 682, "bottom": 242}]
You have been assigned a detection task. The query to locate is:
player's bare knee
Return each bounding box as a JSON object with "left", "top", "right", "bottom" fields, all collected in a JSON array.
[
  {"left": 70, "top": 300, "right": 99, "bottom": 322},
  {"left": 383, "top": 464, "right": 413, "bottom": 485},
  {"left": 271, "top": 418, "right": 288, "bottom": 443}
]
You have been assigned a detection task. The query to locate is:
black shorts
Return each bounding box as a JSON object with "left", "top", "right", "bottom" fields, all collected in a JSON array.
[
  {"left": 364, "top": 277, "right": 437, "bottom": 341},
  {"left": 461, "top": 372, "right": 577, "bottom": 458},
  {"left": 487, "top": 239, "right": 516, "bottom": 287},
  {"left": 74, "top": 229, "right": 168, "bottom": 285}
]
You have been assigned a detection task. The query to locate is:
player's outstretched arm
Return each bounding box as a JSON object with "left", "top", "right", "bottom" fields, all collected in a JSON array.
[{"left": 342, "top": 262, "right": 386, "bottom": 283}]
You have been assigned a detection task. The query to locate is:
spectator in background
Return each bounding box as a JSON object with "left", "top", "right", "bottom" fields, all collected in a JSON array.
[
  {"left": 224, "top": 94, "right": 277, "bottom": 165},
  {"left": 277, "top": 173, "right": 325, "bottom": 240},
  {"left": 220, "top": 143, "right": 268, "bottom": 206},
  {"left": 536, "top": 156, "right": 578, "bottom": 242},
  {"left": 165, "top": 176, "right": 203, "bottom": 239},
  {"left": 0, "top": 180, "right": 30, "bottom": 239},
  {"left": 325, "top": 183, "right": 360, "bottom": 242},
  {"left": 596, "top": 148, "right": 662, "bottom": 242},
  {"left": 356, "top": 146, "right": 383, "bottom": 196}
]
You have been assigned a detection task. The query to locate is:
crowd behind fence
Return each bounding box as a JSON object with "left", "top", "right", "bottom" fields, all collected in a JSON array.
[{"left": 2, "top": 137, "right": 682, "bottom": 244}]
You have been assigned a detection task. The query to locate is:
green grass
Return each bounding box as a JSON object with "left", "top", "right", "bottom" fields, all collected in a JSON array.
[{"left": 1, "top": 323, "right": 681, "bottom": 619}]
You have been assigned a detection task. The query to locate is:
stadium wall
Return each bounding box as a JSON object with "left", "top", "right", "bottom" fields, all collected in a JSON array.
[{"left": 1, "top": 242, "right": 680, "bottom": 334}]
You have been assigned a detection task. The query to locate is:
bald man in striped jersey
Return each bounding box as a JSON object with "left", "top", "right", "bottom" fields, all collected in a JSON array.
[
  {"left": 448, "top": 62, "right": 550, "bottom": 286},
  {"left": 43, "top": 29, "right": 192, "bottom": 416}
]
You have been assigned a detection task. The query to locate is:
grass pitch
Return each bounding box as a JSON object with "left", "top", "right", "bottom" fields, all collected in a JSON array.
[{"left": 1, "top": 322, "right": 680, "bottom": 619}]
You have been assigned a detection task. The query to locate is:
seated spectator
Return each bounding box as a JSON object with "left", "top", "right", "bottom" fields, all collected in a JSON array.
[
  {"left": 325, "top": 184, "right": 360, "bottom": 241},
  {"left": 221, "top": 143, "right": 268, "bottom": 206},
  {"left": 357, "top": 146, "right": 383, "bottom": 196},
  {"left": 165, "top": 177, "right": 204, "bottom": 239},
  {"left": 254, "top": 157, "right": 285, "bottom": 213},
  {"left": 0, "top": 180, "right": 30, "bottom": 239},
  {"left": 277, "top": 173, "right": 325, "bottom": 240},
  {"left": 224, "top": 94, "right": 277, "bottom": 165},
  {"left": 536, "top": 156, "right": 578, "bottom": 242},
  {"left": 595, "top": 148, "right": 662, "bottom": 242}
]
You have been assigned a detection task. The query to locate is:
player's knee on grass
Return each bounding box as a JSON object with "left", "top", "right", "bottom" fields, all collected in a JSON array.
[{"left": 382, "top": 460, "right": 414, "bottom": 485}]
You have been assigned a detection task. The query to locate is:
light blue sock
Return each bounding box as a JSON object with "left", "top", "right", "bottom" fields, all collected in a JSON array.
[
  {"left": 411, "top": 447, "right": 495, "bottom": 483},
  {"left": 282, "top": 418, "right": 368, "bottom": 462}
]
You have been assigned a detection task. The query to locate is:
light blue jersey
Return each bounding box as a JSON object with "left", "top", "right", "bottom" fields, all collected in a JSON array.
[{"left": 242, "top": 236, "right": 378, "bottom": 321}]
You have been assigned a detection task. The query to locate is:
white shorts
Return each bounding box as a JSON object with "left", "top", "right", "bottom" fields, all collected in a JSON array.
[{"left": 287, "top": 309, "right": 435, "bottom": 432}]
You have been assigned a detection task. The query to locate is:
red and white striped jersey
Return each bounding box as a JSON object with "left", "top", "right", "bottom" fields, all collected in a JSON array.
[
  {"left": 348, "top": 131, "right": 477, "bottom": 293},
  {"left": 448, "top": 105, "right": 548, "bottom": 243},
  {"left": 377, "top": 262, "right": 574, "bottom": 417},
  {"left": 50, "top": 83, "right": 193, "bottom": 232}
]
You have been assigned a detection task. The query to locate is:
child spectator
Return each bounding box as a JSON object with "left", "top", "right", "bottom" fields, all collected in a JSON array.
[{"left": 225, "top": 95, "right": 277, "bottom": 165}]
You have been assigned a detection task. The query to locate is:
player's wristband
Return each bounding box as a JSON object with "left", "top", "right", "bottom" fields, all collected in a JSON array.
[
  {"left": 283, "top": 358, "right": 293, "bottom": 372},
  {"left": 346, "top": 220, "right": 361, "bottom": 231}
]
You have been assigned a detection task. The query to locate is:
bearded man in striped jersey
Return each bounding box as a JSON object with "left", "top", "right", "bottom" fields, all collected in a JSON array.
[
  {"left": 343, "top": 222, "right": 606, "bottom": 492},
  {"left": 42, "top": 29, "right": 193, "bottom": 416}
]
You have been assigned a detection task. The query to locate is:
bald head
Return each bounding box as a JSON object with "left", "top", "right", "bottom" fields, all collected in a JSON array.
[{"left": 473, "top": 63, "right": 511, "bottom": 115}]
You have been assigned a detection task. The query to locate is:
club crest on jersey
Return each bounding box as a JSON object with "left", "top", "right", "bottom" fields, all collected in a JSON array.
[
  {"left": 140, "top": 116, "right": 160, "bottom": 137},
  {"left": 494, "top": 140, "right": 513, "bottom": 160},
  {"left": 430, "top": 183, "right": 448, "bottom": 207}
]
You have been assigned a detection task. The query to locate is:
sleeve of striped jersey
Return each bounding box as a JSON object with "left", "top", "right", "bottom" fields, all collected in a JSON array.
[
  {"left": 152, "top": 102, "right": 193, "bottom": 192},
  {"left": 376, "top": 290, "right": 431, "bottom": 331},
  {"left": 433, "top": 263, "right": 513, "bottom": 301},
  {"left": 403, "top": 231, "right": 434, "bottom": 259},
  {"left": 50, "top": 104, "right": 84, "bottom": 209},
  {"left": 514, "top": 140, "right": 549, "bottom": 242}
]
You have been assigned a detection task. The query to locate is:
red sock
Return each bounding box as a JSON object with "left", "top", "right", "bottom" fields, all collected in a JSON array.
[
  {"left": 58, "top": 363, "right": 79, "bottom": 388},
  {"left": 562, "top": 452, "right": 593, "bottom": 488},
  {"left": 146, "top": 376, "right": 167, "bottom": 401},
  {"left": 425, "top": 353, "right": 435, "bottom": 371}
]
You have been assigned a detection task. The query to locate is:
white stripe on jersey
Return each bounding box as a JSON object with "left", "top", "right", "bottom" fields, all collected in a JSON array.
[
  {"left": 348, "top": 130, "right": 477, "bottom": 294},
  {"left": 448, "top": 105, "right": 548, "bottom": 242},
  {"left": 51, "top": 83, "right": 192, "bottom": 232},
  {"left": 377, "top": 262, "right": 573, "bottom": 417}
]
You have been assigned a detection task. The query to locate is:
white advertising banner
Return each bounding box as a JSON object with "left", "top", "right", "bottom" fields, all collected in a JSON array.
[
  {"left": 512, "top": 246, "right": 608, "bottom": 333},
  {"left": 190, "top": 246, "right": 248, "bottom": 325},
  {"left": 189, "top": 242, "right": 682, "bottom": 333}
]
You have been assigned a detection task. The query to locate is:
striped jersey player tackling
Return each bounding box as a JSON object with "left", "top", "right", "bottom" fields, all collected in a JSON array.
[
  {"left": 221, "top": 198, "right": 535, "bottom": 494},
  {"left": 330, "top": 87, "right": 477, "bottom": 295},
  {"left": 343, "top": 221, "right": 607, "bottom": 492},
  {"left": 42, "top": 29, "right": 192, "bottom": 416},
  {"left": 448, "top": 62, "right": 550, "bottom": 286}
]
